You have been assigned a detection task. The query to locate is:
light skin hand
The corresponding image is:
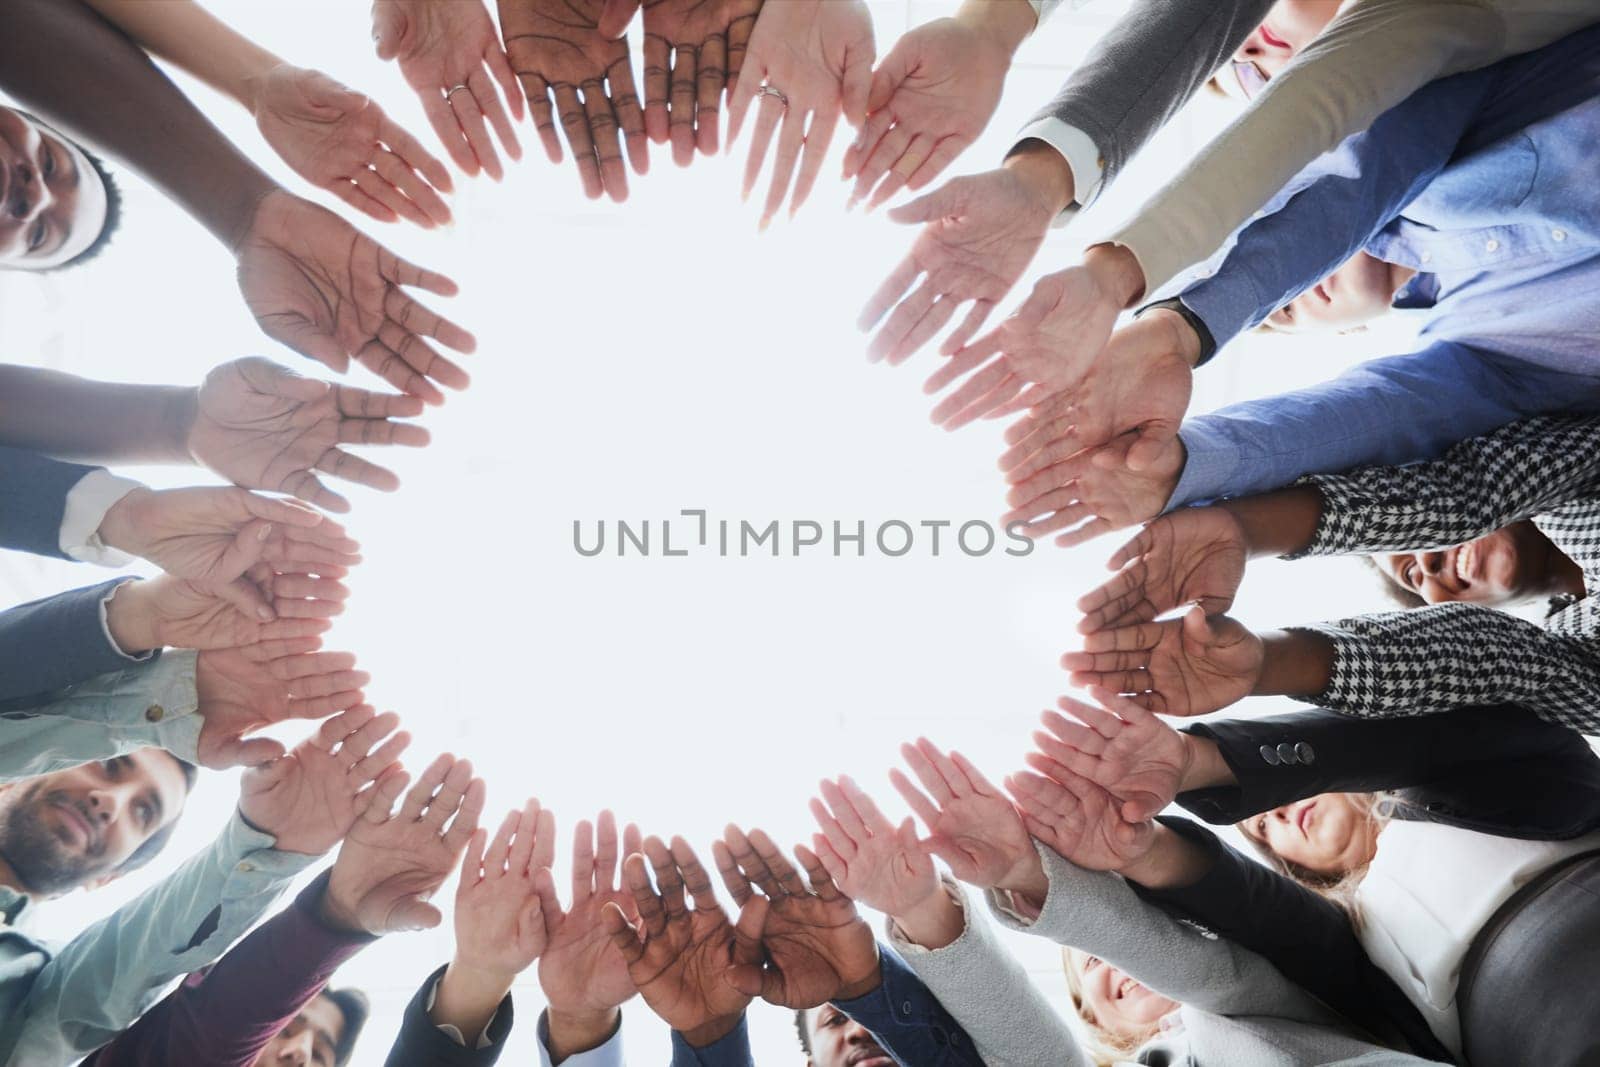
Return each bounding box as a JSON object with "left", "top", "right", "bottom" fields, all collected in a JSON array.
[
  {"left": 1002, "top": 431, "right": 1186, "bottom": 550},
  {"left": 1028, "top": 688, "right": 1191, "bottom": 823},
  {"left": 325, "top": 752, "right": 487, "bottom": 931},
  {"left": 843, "top": 0, "right": 1035, "bottom": 211},
  {"left": 194, "top": 642, "right": 370, "bottom": 769},
  {"left": 725, "top": 0, "right": 875, "bottom": 226},
  {"left": 858, "top": 145, "right": 1071, "bottom": 367},
  {"left": 240, "top": 705, "right": 411, "bottom": 855},
  {"left": 235, "top": 190, "right": 475, "bottom": 404},
  {"left": 1060, "top": 606, "right": 1264, "bottom": 717},
  {"left": 103, "top": 571, "right": 339, "bottom": 655},
  {"left": 640, "top": 0, "right": 763, "bottom": 163},
  {"left": 433, "top": 798, "right": 556, "bottom": 1045},
  {"left": 187, "top": 357, "right": 430, "bottom": 514},
  {"left": 372, "top": 0, "right": 524, "bottom": 179},
  {"left": 716, "top": 827, "right": 880, "bottom": 1008},
  {"left": 252, "top": 64, "right": 454, "bottom": 226},
  {"left": 602, "top": 836, "right": 758, "bottom": 1047},
  {"left": 538, "top": 811, "right": 644, "bottom": 1058},
  {"left": 922, "top": 244, "right": 1147, "bottom": 428},
  {"left": 1005, "top": 764, "right": 1154, "bottom": 874},
  {"left": 497, "top": 0, "right": 647, "bottom": 202},
  {"left": 1076, "top": 507, "right": 1249, "bottom": 633}
]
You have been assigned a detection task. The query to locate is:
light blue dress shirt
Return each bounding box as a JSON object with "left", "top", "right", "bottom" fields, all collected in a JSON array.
[{"left": 1165, "top": 23, "right": 1600, "bottom": 508}]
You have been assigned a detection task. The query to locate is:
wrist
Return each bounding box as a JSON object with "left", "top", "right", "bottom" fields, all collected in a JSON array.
[
  {"left": 546, "top": 1007, "right": 621, "bottom": 1061},
  {"left": 1145, "top": 307, "right": 1202, "bottom": 367},
  {"left": 1255, "top": 629, "right": 1335, "bottom": 698},
  {"left": 103, "top": 579, "right": 158, "bottom": 655},
  {"left": 96, "top": 486, "right": 153, "bottom": 557},
  {"left": 1177, "top": 733, "right": 1233, "bottom": 792},
  {"left": 995, "top": 851, "right": 1048, "bottom": 907},
  {"left": 1004, "top": 140, "right": 1076, "bottom": 216},
  {"left": 893, "top": 885, "right": 964, "bottom": 951},
  {"left": 680, "top": 1014, "right": 744, "bottom": 1049},
  {"left": 1216, "top": 486, "right": 1326, "bottom": 559},
  {"left": 954, "top": 0, "right": 1036, "bottom": 57},
  {"left": 1117, "top": 824, "right": 1210, "bottom": 890},
  {"left": 314, "top": 879, "right": 367, "bottom": 934},
  {"left": 835, "top": 952, "right": 883, "bottom": 1002},
  {"left": 433, "top": 957, "right": 516, "bottom": 1045},
  {"left": 1085, "top": 242, "right": 1147, "bottom": 307}
]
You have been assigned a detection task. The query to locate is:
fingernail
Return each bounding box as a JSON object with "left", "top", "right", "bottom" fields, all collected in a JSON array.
[
  {"left": 257, "top": 605, "right": 275, "bottom": 621},
  {"left": 258, "top": 524, "right": 273, "bottom": 541}
]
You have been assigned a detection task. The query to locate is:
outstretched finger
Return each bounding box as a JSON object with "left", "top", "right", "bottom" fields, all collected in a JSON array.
[
  {"left": 712, "top": 838, "right": 753, "bottom": 906},
  {"left": 789, "top": 104, "right": 841, "bottom": 218},
  {"left": 518, "top": 73, "right": 564, "bottom": 162},
  {"left": 674, "top": 835, "right": 721, "bottom": 912}
]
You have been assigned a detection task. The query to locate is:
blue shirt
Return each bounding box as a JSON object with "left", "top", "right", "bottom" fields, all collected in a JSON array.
[{"left": 1167, "top": 23, "right": 1600, "bottom": 508}]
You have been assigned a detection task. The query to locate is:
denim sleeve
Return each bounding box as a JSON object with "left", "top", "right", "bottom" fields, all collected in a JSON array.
[
  {"left": 1166, "top": 342, "right": 1591, "bottom": 509},
  {"left": 834, "top": 946, "right": 987, "bottom": 1067},
  {"left": 668, "top": 1015, "right": 754, "bottom": 1067}
]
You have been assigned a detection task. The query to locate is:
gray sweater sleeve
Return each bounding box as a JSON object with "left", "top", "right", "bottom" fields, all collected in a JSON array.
[
  {"left": 1026, "top": 0, "right": 1272, "bottom": 186},
  {"left": 885, "top": 878, "right": 1089, "bottom": 1067}
]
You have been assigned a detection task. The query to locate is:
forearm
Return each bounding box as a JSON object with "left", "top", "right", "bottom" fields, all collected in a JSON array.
[
  {"left": 544, "top": 1007, "right": 621, "bottom": 1063},
  {"left": 954, "top": 0, "right": 1037, "bottom": 56},
  {"left": 1114, "top": 822, "right": 1214, "bottom": 891},
  {"left": 0, "top": 367, "right": 197, "bottom": 466},
  {"left": 0, "top": 0, "right": 277, "bottom": 249},
  {"left": 1214, "top": 486, "right": 1324, "bottom": 559},
  {"left": 429, "top": 960, "right": 514, "bottom": 1049},
  {"left": 80, "top": 0, "right": 284, "bottom": 110},
  {"left": 1251, "top": 629, "right": 1336, "bottom": 699}
]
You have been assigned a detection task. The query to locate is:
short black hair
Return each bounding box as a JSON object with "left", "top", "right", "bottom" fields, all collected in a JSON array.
[
  {"left": 54, "top": 145, "right": 122, "bottom": 270},
  {"left": 113, "top": 755, "right": 198, "bottom": 877},
  {"left": 322, "top": 987, "right": 370, "bottom": 1066},
  {"left": 794, "top": 1007, "right": 812, "bottom": 1055}
]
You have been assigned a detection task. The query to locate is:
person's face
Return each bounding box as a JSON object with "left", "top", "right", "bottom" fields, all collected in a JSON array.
[
  {"left": 1240, "top": 793, "right": 1378, "bottom": 878},
  {"left": 1377, "top": 522, "right": 1550, "bottom": 607},
  {"left": 803, "top": 1004, "right": 896, "bottom": 1067},
  {"left": 1222, "top": 1, "right": 1348, "bottom": 99},
  {"left": 251, "top": 995, "right": 345, "bottom": 1067},
  {"left": 1067, "top": 949, "right": 1178, "bottom": 1044},
  {"left": 0, "top": 105, "right": 109, "bottom": 270},
  {"left": 0, "top": 752, "right": 188, "bottom": 897},
  {"left": 1263, "top": 252, "right": 1402, "bottom": 334}
]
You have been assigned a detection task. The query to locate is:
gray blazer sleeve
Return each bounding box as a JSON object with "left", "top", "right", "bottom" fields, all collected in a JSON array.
[
  {"left": 885, "top": 878, "right": 1088, "bottom": 1067},
  {"left": 985, "top": 840, "right": 1339, "bottom": 1026},
  {"left": 1027, "top": 0, "right": 1272, "bottom": 186}
]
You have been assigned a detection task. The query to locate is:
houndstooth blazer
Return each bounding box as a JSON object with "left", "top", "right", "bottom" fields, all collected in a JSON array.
[{"left": 1284, "top": 415, "right": 1600, "bottom": 732}]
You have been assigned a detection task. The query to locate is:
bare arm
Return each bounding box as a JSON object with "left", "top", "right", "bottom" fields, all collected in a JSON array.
[
  {"left": 79, "top": 0, "right": 284, "bottom": 111},
  {"left": 0, "top": 366, "right": 196, "bottom": 466}
]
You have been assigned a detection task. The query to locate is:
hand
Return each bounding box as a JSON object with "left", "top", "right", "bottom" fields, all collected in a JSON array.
[
  {"left": 252, "top": 64, "right": 453, "bottom": 227},
  {"left": 1002, "top": 432, "right": 1185, "bottom": 549},
  {"left": 189, "top": 357, "right": 430, "bottom": 514},
  {"left": 240, "top": 705, "right": 410, "bottom": 855},
  {"left": 235, "top": 190, "right": 475, "bottom": 404},
  {"left": 1077, "top": 508, "right": 1248, "bottom": 632},
  {"left": 105, "top": 570, "right": 341, "bottom": 654},
  {"left": 97, "top": 486, "right": 358, "bottom": 620},
  {"left": 889, "top": 739, "right": 1038, "bottom": 893},
  {"left": 843, "top": 10, "right": 1024, "bottom": 211},
  {"left": 858, "top": 154, "right": 1066, "bottom": 366},
  {"left": 603, "top": 836, "right": 757, "bottom": 1045},
  {"left": 194, "top": 642, "right": 369, "bottom": 769},
  {"left": 444, "top": 799, "right": 555, "bottom": 994},
  {"left": 924, "top": 248, "right": 1145, "bottom": 428},
  {"left": 538, "top": 812, "right": 644, "bottom": 1019},
  {"left": 325, "top": 752, "right": 487, "bottom": 932},
  {"left": 726, "top": 0, "right": 874, "bottom": 225},
  {"left": 808, "top": 775, "right": 937, "bottom": 919},
  {"left": 716, "top": 827, "right": 879, "bottom": 1008},
  {"left": 1006, "top": 765, "right": 1155, "bottom": 872},
  {"left": 372, "top": 0, "right": 524, "bottom": 179},
  {"left": 1062, "top": 606, "right": 1264, "bottom": 717},
  {"left": 1031, "top": 689, "right": 1189, "bottom": 823},
  {"left": 998, "top": 311, "right": 1196, "bottom": 459},
  {"left": 641, "top": 0, "right": 763, "bottom": 163},
  {"left": 498, "top": 0, "right": 648, "bottom": 202}
]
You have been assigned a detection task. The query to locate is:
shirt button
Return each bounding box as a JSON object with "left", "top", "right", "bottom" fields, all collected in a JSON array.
[
  {"left": 236, "top": 861, "right": 255, "bottom": 873},
  {"left": 902, "top": 1000, "right": 914, "bottom": 1015},
  {"left": 1275, "top": 743, "right": 1299, "bottom": 765},
  {"left": 1295, "top": 742, "right": 1316, "bottom": 764},
  {"left": 1552, "top": 228, "right": 1567, "bottom": 241},
  {"left": 1420, "top": 251, "right": 1432, "bottom": 263},
  {"left": 1259, "top": 745, "right": 1282, "bottom": 766},
  {"left": 144, "top": 705, "right": 164, "bottom": 722},
  {"left": 1484, "top": 238, "right": 1500, "bottom": 252}
]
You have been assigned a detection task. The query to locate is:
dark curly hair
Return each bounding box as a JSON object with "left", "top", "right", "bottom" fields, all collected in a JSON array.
[{"left": 54, "top": 143, "right": 123, "bottom": 269}]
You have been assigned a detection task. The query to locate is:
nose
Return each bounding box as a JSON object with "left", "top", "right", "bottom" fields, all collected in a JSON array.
[
  {"left": 7, "top": 161, "right": 42, "bottom": 221},
  {"left": 278, "top": 1033, "right": 314, "bottom": 1065},
  {"left": 843, "top": 1020, "right": 877, "bottom": 1045},
  {"left": 85, "top": 787, "right": 128, "bottom": 826}
]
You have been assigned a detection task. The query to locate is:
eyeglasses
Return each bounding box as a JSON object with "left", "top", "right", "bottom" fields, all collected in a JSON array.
[{"left": 1231, "top": 59, "right": 1269, "bottom": 99}]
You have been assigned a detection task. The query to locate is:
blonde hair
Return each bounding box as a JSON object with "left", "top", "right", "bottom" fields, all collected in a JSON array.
[{"left": 1060, "top": 947, "right": 1161, "bottom": 1066}]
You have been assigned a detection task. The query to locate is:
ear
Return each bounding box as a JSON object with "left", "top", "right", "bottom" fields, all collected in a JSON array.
[{"left": 87, "top": 869, "right": 125, "bottom": 892}]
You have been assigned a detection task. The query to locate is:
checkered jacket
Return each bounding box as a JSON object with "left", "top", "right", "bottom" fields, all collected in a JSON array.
[{"left": 1284, "top": 415, "right": 1600, "bottom": 733}]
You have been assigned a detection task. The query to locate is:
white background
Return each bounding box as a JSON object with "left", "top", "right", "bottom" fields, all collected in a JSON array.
[{"left": 0, "top": 1, "right": 1433, "bottom": 1062}]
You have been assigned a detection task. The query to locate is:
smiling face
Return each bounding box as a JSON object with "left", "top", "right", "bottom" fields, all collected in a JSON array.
[
  {"left": 1240, "top": 793, "right": 1380, "bottom": 878},
  {"left": 802, "top": 1004, "right": 896, "bottom": 1067},
  {"left": 1377, "top": 522, "right": 1556, "bottom": 607},
  {"left": 0, "top": 752, "right": 189, "bottom": 897},
  {"left": 250, "top": 994, "right": 346, "bottom": 1067},
  {"left": 1065, "top": 948, "right": 1178, "bottom": 1047},
  {"left": 1262, "top": 251, "right": 1413, "bottom": 334},
  {"left": 1221, "top": 1, "right": 1350, "bottom": 99},
  {"left": 0, "top": 105, "right": 110, "bottom": 270}
]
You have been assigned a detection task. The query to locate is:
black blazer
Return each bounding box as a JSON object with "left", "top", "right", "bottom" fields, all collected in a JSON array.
[
  {"left": 0, "top": 445, "right": 101, "bottom": 559},
  {"left": 1138, "top": 704, "right": 1600, "bottom": 1065},
  {"left": 382, "top": 965, "right": 514, "bottom": 1067}
]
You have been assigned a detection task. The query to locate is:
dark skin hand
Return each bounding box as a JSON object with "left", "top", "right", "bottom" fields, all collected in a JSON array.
[
  {"left": 715, "top": 826, "right": 880, "bottom": 1007},
  {"left": 1062, "top": 607, "right": 1265, "bottom": 716},
  {"left": 640, "top": 0, "right": 762, "bottom": 162},
  {"left": 1078, "top": 506, "right": 1250, "bottom": 632}
]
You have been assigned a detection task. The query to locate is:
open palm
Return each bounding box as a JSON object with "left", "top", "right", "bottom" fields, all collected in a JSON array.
[
  {"left": 809, "top": 776, "right": 936, "bottom": 918},
  {"left": 1080, "top": 508, "right": 1249, "bottom": 632},
  {"left": 1034, "top": 693, "right": 1188, "bottom": 823},
  {"left": 1008, "top": 768, "right": 1153, "bottom": 872},
  {"left": 891, "top": 741, "right": 1034, "bottom": 890},
  {"left": 1064, "top": 608, "right": 1264, "bottom": 717},
  {"left": 539, "top": 813, "right": 642, "bottom": 1016},
  {"left": 640, "top": 0, "right": 763, "bottom": 160}
]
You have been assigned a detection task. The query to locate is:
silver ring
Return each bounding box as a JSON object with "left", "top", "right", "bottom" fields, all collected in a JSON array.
[
  {"left": 445, "top": 84, "right": 471, "bottom": 100},
  {"left": 757, "top": 85, "right": 789, "bottom": 108}
]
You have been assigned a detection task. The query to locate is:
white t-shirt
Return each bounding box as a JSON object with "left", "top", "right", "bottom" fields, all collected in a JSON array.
[{"left": 1357, "top": 819, "right": 1600, "bottom": 1057}]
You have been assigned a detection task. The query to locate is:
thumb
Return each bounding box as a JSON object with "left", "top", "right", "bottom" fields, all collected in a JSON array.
[
  {"left": 1125, "top": 424, "right": 1176, "bottom": 472},
  {"left": 732, "top": 895, "right": 768, "bottom": 966},
  {"left": 1182, "top": 604, "right": 1217, "bottom": 646},
  {"left": 841, "top": 42, "right": 874, "bottom": 129},
  {"left": 864, "top": 39, "right": 913, "bottom": 118},
  {"left": 243, "top": 357, "right": 330, "bottom": 403},
  {"left": 389, "top": 899, "right": 443, "bottom": 933},
  {"left": 371, "top": 5, "right": 405, "bottom": 60},
  {"left": 260, "top": 316, "right": 352, "bottom": 376},
  {"left": 232, "top": 739, "right": 289, "bottom": 773},
  {"left": 597, "top": 0, "right": 641, "bottom": 39},
  {"left": 885, "top": 178, "right": 963, "bottom": 225},
  {"left": 727, "top": 963, "right": 766, "bottom": 997}
]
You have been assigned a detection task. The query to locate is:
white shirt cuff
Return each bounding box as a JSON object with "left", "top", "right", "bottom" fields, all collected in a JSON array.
[
  {"left": 424, "top": 975, "right": 504, "bottom": 1051},
  {"left": 1013, "top": 117, "right": 1105, "bottom": 223},
  {"left": 60, "top": 470, "right": 143, "bottom": 566},
  {"left": 1027, "top": 0, "right": 1093, "bottom": 23},
  {"left": 536, "top": 1009, "right": 626, "bottom": 1067},
  {"left": 100, "top": 580, "right": 156, "bottom": 662}
]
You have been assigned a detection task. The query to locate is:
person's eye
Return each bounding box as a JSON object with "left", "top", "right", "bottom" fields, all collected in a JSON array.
[
  {"left": 138, "top": 801, "right": 154, "bottom": 829},
  {"left": 100, "top": 758, "right": 122, "bottom": 778},
  {"left": 41, "top": 145, "right": 55, "bottom": 178},
  {"left": 27, "top": 220, "right": 46, "bottom": 252}
]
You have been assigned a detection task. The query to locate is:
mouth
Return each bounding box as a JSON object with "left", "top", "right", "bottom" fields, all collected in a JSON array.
[
  {"left": 1258, "top": 22, "right": 1292, "bottom": 50},
  {"left": 1454, "top": 542, "right": 1477, "bottom": 585},
  {"left": 846, "top": 1053, "right": 894, "bottom": 1067},
  {"left": 1296, "top": 801, "right": 1315, "bottom": 837},
  {"left": 52, "top": 799, "right": 94, "bottom": 850}
]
